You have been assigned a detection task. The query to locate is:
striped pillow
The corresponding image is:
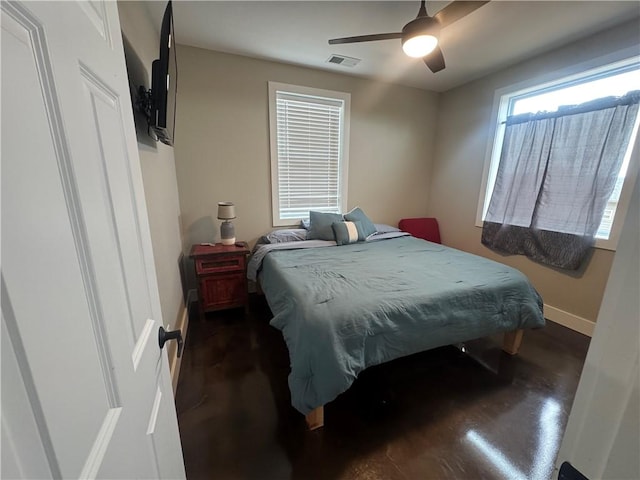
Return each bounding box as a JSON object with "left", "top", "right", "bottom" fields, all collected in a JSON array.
[{"left": 332, "top": 221, "right": 365, "bottom": 245}]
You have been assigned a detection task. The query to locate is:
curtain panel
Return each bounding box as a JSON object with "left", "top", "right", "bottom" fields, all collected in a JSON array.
[{"left": 482, "top": 91, "right": 640, "bottom": 270}]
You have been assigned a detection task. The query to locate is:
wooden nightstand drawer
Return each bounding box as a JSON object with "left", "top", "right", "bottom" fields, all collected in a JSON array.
[{"left": 195, "top": 255, "right": 245, "bottom": 275}]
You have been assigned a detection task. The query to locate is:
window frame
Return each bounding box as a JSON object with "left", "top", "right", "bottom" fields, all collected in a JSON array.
[
  {"left": 268, "top": 81, "right": 351, "bottom": 227},
  {"left": 476, "top": 56, "right": 640, "bottom": 251}
]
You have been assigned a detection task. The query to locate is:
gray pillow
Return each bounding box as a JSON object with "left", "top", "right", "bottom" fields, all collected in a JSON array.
[
  {"left": 332, "top": 221, "right": 365, "bottom": 245},
  {"left": 265, "top": 229, "right": 307, "bottom": 244},
  {"left": 307, "top": 211, "right": 343, "bottom": 240},
  {"left": 344, "top": 207, "right": 377, "bottom": 237},
  {"left": 374, "top": 223, "right": 400, "bottom": 234}
]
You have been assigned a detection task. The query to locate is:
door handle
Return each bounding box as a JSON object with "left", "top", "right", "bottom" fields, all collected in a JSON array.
[{"left": 158, "top": 326, "right": 184, "bottom": 358}]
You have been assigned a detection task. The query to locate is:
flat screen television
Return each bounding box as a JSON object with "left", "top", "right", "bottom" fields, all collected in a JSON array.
[{"left": 149, "top": 1, "right": 177, "bottom": 146}]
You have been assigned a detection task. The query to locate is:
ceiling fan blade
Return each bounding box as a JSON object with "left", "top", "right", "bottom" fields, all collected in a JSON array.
[
  {"left": 424, "top": 46, "right": 445, "bottom": 73},
  {"left": 433, "top": 1, "right": 490, "bottom": 28},
  {"left": 329, "top": 32, "right": 402, "bottom": 45}
]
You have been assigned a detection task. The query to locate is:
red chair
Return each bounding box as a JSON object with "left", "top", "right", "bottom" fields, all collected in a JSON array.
[{"left": 398, "top": 217, "right": 441, "bottom": 244}]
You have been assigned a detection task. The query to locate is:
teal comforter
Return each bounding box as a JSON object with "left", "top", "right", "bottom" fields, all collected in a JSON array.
[{"left": 258, "top": 236, "right": 544, "bottom": 415}]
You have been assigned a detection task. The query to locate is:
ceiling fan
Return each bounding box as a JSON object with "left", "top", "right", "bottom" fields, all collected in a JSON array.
[{"left": 328, "top": 1, "right": 490, "bottom": 73}]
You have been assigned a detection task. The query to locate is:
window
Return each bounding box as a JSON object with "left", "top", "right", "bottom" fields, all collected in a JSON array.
[
  {"left": 478, "top": 59, "right": 640, "bottom": 250},
  {"left": 268, "top": 82, "right": 350, "bottom": 226}
]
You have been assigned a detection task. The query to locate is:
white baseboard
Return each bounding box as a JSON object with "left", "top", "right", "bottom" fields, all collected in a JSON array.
[
  {"left": 544, "top": 304, "right": 595, "bottom": 337},
  {"left": 169, "top": 300, "right": 189, "bottom": 395}
]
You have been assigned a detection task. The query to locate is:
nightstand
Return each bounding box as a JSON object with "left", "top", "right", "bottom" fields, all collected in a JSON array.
[{"left": 189, "top": 242, "right": 250, "bottom": 319}]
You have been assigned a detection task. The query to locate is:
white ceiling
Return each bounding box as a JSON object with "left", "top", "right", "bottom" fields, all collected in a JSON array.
[{"left": 144, "top": 1, "right": 640, "bottom": 92}]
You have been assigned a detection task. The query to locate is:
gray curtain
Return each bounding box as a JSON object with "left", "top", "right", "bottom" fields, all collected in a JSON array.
[{"left": 483, "top": 91, "right": 640, "bottom": 270}]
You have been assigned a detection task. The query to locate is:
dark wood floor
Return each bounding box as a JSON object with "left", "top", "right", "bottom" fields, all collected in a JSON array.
[{"left": 175, "top": 295, "right": 590, "bottom": 480}]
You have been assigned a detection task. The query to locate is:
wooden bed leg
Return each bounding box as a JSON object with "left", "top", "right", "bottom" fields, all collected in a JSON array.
[
  {"left": 305, "top": 406, "right": 324, "bottom": 431},
  {"left": 503, "top": 329, "right": 524, "bottom": 355}
]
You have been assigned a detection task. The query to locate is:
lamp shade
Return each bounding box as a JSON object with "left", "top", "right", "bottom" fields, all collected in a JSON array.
[{"left": 217, "top": 202, "right": 236, "bottom": 220}]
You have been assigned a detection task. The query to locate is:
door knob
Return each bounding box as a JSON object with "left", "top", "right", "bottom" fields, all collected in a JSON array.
[{"left": 158, "top": 326, "right": 183, "bottom": 358}]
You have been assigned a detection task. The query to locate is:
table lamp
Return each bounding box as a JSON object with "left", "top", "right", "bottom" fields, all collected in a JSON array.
[{"left": 217, "top": 202, "right": 236, "bottom": 245}]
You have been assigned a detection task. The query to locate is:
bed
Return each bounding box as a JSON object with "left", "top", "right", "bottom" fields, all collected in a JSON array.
[{"left": 248, "top": 228, "right": 545, "bottom": 429}]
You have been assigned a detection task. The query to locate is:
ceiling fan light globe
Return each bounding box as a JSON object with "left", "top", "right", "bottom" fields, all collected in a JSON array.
[{"left": 402, "top": 34, "right": 438, "bottom": 58}]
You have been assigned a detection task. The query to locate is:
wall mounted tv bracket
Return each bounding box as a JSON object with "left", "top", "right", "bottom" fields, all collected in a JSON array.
[{"left": 135, "top": 86, "right": 155, "bottom": 138}]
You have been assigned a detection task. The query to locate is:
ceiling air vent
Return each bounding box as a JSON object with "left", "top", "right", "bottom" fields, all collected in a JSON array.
[{"left": 326, "top": 54, "right": 360, "bottom": 68}]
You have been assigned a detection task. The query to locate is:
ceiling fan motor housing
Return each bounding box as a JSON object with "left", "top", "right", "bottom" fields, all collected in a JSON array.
[{"left": 401, "top": 15, "right": 440, "bottom": 44}]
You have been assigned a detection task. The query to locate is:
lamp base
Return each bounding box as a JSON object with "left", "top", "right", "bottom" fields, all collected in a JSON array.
[{"left": 220, "top": 221, "right": 235, "bottom": 246}]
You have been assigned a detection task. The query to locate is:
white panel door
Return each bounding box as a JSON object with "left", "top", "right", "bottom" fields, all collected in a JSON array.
[{"left": 1, "top": 1, "right": 185, "bottom": 478}]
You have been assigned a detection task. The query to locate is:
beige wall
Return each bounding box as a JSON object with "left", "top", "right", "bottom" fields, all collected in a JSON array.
[
  {"left": 429, "top": 20, "right": 640, "bottom": 325},
  {"left": 174, "top": 46, "right": 439, "bottom": 248},
  {"left": 118, "top": 2, "right": 185, "bottom": 328}
]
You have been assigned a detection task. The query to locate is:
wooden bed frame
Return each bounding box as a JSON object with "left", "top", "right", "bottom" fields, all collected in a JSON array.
[{"left": 304, "top": 328, "right": 524, "bottom": 431}]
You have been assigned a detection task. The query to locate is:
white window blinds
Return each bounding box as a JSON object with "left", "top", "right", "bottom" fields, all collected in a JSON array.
[{"left": 272, "top": 88, "right": 347, "bottom": 223}]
